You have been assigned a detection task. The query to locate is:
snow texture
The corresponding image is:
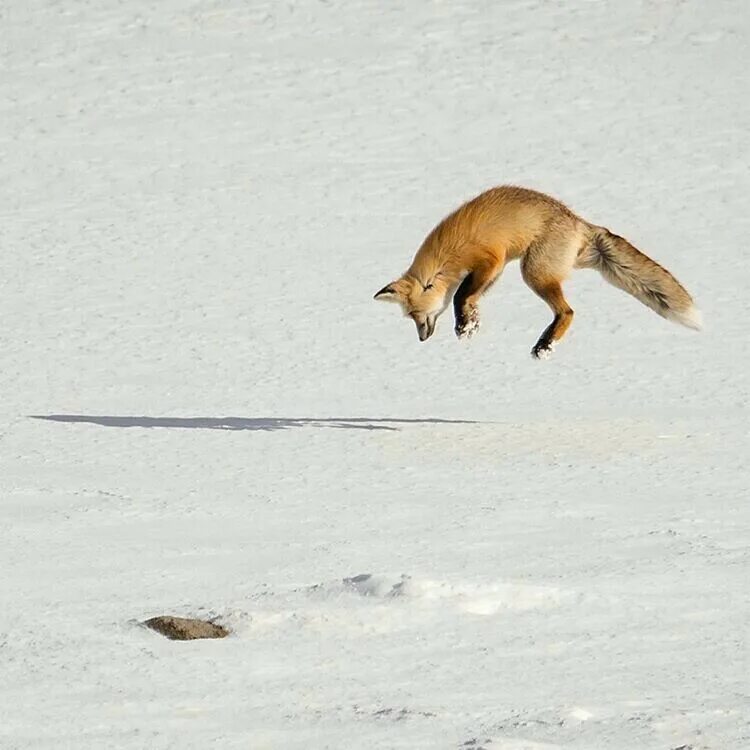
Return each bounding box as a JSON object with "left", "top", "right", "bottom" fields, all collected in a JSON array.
[{"left": 1, "top": 1, "right": 749, "bottom": 749}]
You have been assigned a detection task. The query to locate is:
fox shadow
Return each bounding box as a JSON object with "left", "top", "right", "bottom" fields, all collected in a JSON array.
[{"left": 31, "top": 415, "right": 479, "bottom": 432}]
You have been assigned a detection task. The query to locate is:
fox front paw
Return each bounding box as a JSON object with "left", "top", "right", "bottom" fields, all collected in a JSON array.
[{"left": 455, "top": 307, "right": 480, "bottom": 340}]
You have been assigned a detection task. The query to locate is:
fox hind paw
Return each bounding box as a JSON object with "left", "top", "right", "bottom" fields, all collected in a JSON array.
[
  {"left": 455, "top": 308, "right": 480, "bottom": 340},
  {"left": 531, "top": 340, "right": 556, "bottom": 360}
]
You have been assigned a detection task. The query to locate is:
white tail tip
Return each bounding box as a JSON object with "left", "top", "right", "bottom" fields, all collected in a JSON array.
[{"left": 670, "top": 305, "right": 703, "bottom": 331}]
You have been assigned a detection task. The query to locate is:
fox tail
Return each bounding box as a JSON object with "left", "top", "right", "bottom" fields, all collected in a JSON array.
[{"left": 582, "top": 227, "right": 702, "bottom": 330}]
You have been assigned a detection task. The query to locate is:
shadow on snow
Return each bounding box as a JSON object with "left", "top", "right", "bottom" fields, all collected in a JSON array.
[{"left": 30, "top": 415, "right": 480, "bottom": 432}]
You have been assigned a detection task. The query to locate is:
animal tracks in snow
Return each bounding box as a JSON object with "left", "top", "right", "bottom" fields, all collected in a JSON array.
[
  {"left": 336, "top": 573, "right": 568, "bottom": 615},
  {"left": 241, "top": 573, "right": 572, "bottom": 637}
]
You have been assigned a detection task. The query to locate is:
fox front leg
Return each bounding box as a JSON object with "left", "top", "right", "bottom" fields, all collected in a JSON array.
[
  {"left": 453, "top": 273, "right": 480, "bottom": 339},
  {"left": 452, "top": 258, "right": 504, "bottom": 340}
]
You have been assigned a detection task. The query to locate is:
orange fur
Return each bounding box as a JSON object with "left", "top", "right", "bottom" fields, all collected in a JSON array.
[{"left": 375, "top": 185, "right": 700, "bottom": 357}]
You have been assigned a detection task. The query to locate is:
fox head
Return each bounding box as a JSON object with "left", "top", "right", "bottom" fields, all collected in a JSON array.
[{"left": 374, "top": 273, "right": 451, "bottom": 341}]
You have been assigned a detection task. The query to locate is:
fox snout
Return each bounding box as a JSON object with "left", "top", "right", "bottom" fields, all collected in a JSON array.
[{"left": 415, "top": 315, "right": 437, "bottom": 342}]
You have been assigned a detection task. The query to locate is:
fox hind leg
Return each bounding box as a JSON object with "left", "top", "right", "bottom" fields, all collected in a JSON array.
[
  {"left": 521, "top": 249, "right": 576, "bottom": 359},
  {"left": 529, "top": 283, "right": 574, "bottom": 358},
  {"left": 453, "top": 257, "right": 504, "bottom": 340}
]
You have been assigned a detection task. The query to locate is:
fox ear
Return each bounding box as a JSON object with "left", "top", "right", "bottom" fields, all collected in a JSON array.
[{"left": 374, "top": 283, "right": 401, "bottom": 302}]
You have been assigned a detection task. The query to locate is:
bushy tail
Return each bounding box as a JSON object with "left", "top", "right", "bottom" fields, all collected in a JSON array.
[{"left": 583, "top": 227, "right": 702, "bottom": 330}]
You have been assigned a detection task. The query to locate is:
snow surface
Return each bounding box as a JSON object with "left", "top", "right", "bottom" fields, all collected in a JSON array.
[{"left": 1, "top": 1, "right": 749, "bottom": 748}]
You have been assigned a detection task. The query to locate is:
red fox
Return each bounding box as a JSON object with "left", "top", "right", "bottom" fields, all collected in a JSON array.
[{"left": 375, "top": 185, "right": 700, "bottom": 358}]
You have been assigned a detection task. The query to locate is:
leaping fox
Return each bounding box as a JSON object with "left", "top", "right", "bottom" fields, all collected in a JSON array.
[{"left": 374, "top": 185, "right": 700, "bottom": 358}]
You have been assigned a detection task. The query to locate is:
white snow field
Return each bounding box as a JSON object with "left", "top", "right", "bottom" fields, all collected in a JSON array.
[{"left": 1, "top": 1, "right": 749, "bottom": 748}]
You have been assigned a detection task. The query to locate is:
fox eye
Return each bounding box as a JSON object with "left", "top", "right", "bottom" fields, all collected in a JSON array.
[{"left": 423, "top": 283, "right": 434, "bottom": 291}]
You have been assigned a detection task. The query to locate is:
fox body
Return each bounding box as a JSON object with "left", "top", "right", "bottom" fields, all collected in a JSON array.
[{"left": 374, "top": 185, "right": 700, "bottom": 358}]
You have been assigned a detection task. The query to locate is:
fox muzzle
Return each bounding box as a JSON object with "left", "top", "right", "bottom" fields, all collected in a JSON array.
[{"left": 416, "top": 316, "right": 436, "bottom": 342}]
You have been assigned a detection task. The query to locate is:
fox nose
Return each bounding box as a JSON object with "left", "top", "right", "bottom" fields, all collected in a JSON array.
[{"left": 417, "top": 318, "right": 436, "bottom": 342}]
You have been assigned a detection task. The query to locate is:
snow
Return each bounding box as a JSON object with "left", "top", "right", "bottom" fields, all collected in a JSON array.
[{"left": 1, "top": 1, "right": 749, "bottom": 748}]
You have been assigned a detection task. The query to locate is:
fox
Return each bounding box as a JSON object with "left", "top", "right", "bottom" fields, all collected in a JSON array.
[{"left": 374, "top": 185, "right": 701, "bottom": 358}]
